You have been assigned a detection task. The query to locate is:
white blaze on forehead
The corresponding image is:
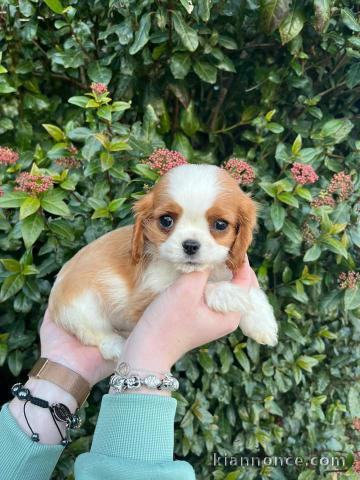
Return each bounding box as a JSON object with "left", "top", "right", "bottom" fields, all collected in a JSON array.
[{"left": 167, "top": 164, "right": 220, "bottom": 213}]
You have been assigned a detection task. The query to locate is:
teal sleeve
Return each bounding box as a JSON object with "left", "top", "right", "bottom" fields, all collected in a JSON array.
[
  {"left": 75, "top": 393, "right": 195, "bottom": 480},
  {"left": 0, "top": 394, "right": 195, "bottom": 480},
  {"left": 0, "top": 403, "right": 64, "bottom": 480}
]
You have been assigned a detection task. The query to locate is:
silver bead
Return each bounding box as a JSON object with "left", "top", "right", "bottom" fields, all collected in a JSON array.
[{"left": 143, "top": 375, "right": 161, "bottom": 389}]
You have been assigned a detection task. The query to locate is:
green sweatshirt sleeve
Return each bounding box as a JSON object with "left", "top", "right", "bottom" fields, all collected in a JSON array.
[
  {"left": 0, "top": 403, "right": 63, "bottom": 480},
  {"left": 75, "top": 393, "right": 195, "bottom": 480},
  {"left": 0, "top": 394, "right": 195, "bottom": 480}
]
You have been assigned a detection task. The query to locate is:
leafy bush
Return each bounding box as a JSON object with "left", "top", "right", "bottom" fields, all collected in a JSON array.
[{"left": 0, "top": 1, "right": 360, "bottom": 478}]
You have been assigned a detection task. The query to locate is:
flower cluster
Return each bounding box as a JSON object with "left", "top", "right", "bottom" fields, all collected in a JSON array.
[
  {"left": 311, "top": 171, "right": 353, "bottom": 208},
  {"left": 67, "top": 145, "right": 78, "bottom": 155},
  {"left": 354, "top": 453, "right": 360, "bottom": 474},
  {"left": 338, "top": 271, "right": 360, "bottom": 290},
  {"left": 311, "top": 191, "right": 336, "bottom": 208},
  {"left": 302, "top": 224, "right": 316, "bottom": 246},
  {"left": 223, "top": 158, "right": 256, "bottom": 185},
  {"left": 0, "top": 187, "right": 3, "bottom": 197},
  {"left": 91, "top": 82, "right": 108, "bottom": 95},
  {"left": 0, "top": 147, "right": 19, "bottom": 165},
  {"left": 56, "top": 157, "right": 80, "bottom": 169},
  {"left": 143, "top": 149, "right": 187, "bottom": 175},
  {"left": 291, "top": 163, "right": 318, "bottom": 185},
  {"left": 328, "top": 171, "right": 353, "bottom": 200},
  {"left": 15, "top": 172, "right": 53, "bottom": 194}
]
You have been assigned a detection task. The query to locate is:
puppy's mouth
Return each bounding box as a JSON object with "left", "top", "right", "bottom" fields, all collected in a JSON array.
[{"left": 175, "top": 261, "right": 211, "bottom": 273}]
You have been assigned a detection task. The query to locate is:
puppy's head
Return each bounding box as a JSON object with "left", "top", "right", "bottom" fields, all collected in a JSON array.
[{"left": 131, "top": 164, "right": 257, "bottom": 273}]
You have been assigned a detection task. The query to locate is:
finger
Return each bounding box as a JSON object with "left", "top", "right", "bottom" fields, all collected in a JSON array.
[
  {"left": 232, "top": 255, "right": 259, "bottom": 288},
  {"left": 174, "top": 268, "right": 212, "bottom": 292}
]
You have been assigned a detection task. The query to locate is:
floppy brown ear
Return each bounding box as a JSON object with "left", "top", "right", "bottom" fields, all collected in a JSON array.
[
  {"left": 131, "top": 192, "right": 154, "bottom": 263},
  {"left": 227, "top": 193, "right": 258, "bottom": 272}
]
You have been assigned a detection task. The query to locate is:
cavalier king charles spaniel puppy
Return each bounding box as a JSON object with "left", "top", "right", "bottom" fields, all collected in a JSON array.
[{"left": 48, "top": 164, "right": 278, "bottom": 359}]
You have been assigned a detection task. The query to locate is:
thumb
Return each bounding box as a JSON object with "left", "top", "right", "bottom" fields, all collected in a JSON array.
[
  {"left": 232, "top": 255, "right": 259, "bottom": 289},
  {"left": 174, "top": 267, "right": 212, "bottom": 293}
]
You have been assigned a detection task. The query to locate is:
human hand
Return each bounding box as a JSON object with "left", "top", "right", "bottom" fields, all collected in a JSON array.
[
  {"left": 40, "top": 310, "right": 116, "bottom": 386},
  {"left": 119, "top": 256, "right": 259, "bottom": 376}
]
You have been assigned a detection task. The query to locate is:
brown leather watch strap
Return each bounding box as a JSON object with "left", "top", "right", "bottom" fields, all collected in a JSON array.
[{"left": 28, "top": 358, "right": 91, "bottom": 407}]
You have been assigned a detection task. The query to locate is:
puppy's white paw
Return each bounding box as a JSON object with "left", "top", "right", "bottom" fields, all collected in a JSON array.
[
  {"left": 238, "top": 288, "right": 278, "bottom": 346},
  {"left": 99, "top": 334, "right": 125, "bottom": 360},
  {"left": 205, "top": 282, "right": 278, "bottom": 347},
  {"left": 205, "top": 282, "right": 250, "bottom": 313}
]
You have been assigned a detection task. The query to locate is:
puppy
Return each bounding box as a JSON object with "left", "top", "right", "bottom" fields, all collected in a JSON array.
[{"left": 48, "top": 164, "right": 278, "bottom": 359}]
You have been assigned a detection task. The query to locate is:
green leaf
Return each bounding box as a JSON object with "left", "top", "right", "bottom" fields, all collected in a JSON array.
[
  {"left": 43, "top": 0, "right": 64, "bottom": 14},
  {"left": 42, "top": 123, "right": 65, "bottom": 141},
  {"left": 295, "top": 186, "right": 312, "bottom": 201},
  {"left": 100, "top": 151, "right": 114, "bottom": 171},
  {"left": 303, "top": 244, "right": 322, "bottom": 262},
  {"left": 110, "top": 141, "right": 131, "bottom": 152},
  {"left": 198, "top": 0, "right": 211, "bottom": 22},
  {"left": 279, "top": 9, "right": 305, "bottom": 45},
  {"left": 170, "top": 53, "right": 192, "bottom": 80},
  {"left": 291, "top": 134, "right": 302, "bottom": 155},
  {"left": 0, "top": 343, "right": 8, "bottom": 367},
  {"left": 267, "top": 122, "right": 284, "bottom": 133},
  {"left": 180, "top": 0, "right": 194, "bottom": 14},
  {"left": 68, "top": 96, "right": 89, "bottom": 108},
  {"left": 7, "top": 350, "right": 24, "bottom": 376},
  {"left": 20, "top": 197, "right": 40, "bottom": 220},
  {"left": 97, "top": 105, "right": 112, "bottom": 122},
  {"left": 40, "top": 190, "right": 70, "bottom": 217},
  {"left": 320, "top": 118, "right": 353, "bottom": 144},
  {"left": 193, "top": 61, "right": 217, "bottom": 84},
  {"left": 180, "top": 101, "right": 201, "bottom": 136},
  {"left": 0, "top": 192, "right": 30, "bottom": 208},
  {"left": 346, "top": 62, "right": 360, "bottom": 88},
  {"left": 260, "top": 0, "right": 291, "bottom": 34},
  {"left": 321, "top": 237, "right": 348, "bottom": 258},
  {"left": 314, "top": 0, "right": 331, "bottom": 33},
  {"left": 173, "top": 12, "right": 199, "bottom": 52},
  {"left": 270, "top": 202, "right": 286, "bottom": 231},
  {"left": 277, "top": 192, "right": 299, "bottom": 208},
  {"left": 87, "top": 61, "right": 112, "bottom": 84},
  {"left": 48, "top": 219, "right": 74, "bottom": 241},
  {"left": 0, "top": 259, "right": 21, "bottom": 272},
  {"left": 21, "top": 214, "right": 45, "bottom": 248},
  {"left": 108, "top": 198, "right": 126, "bottom": 212},
  {"left": 0, "top": 274, "right": 25, "bottom": 302},
  {"left": 341, "top": 8, "right": 360, "bottom": 32},
  {"left": 344, "top": 288, "right": 360, "bottom": 311},
  {"left": 296, "top": 355, "right": 319, "bottom": 372},
  {"left": 129, "top": 13, "right": 151, "bottom": 55},
  {"left": 91, "top": 207, "right": 110, "bottom": 219},
  {"left": 234, "top": 344, "right": 250, "bottom": 373},
  {"left": 112, "top": 101, "right": 131, "bottom": 113},
  {"left": 348, "top": 385, "right": 360, "bottom": 417}
]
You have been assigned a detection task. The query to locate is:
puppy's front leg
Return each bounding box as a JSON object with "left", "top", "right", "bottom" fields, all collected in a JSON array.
[{"left": 205, "top": 282, "right": 278, "bottom": 346}]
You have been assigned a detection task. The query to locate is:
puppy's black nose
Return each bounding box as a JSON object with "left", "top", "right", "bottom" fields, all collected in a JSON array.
[{"left": 182, "top": 239, "right": 200, "bottom": 256}]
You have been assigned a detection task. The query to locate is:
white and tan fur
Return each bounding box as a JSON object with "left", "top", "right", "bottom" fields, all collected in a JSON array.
[{"left": 48, "top": 164, "right": 278, "bottom": 359}]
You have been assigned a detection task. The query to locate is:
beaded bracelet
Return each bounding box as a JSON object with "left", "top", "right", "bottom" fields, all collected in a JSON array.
[
  {"left": 110, "top": 361, "right": 179, "bottom": 393},
  {"left": 11, "top": 383, "right": 81, "bottom": 446}
]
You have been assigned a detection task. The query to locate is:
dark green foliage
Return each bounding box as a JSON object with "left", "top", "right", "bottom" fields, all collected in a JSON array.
[{"left": 0, "top": 1, "right": 359, "bottom": 478}]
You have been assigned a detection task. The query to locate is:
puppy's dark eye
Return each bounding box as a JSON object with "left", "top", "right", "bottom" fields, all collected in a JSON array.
[
  {"left": 214, "top": 219, "right": 228, "bottom": 231},
  {"left": 159, "top": 215, "right": 174, "bottom": 230}
]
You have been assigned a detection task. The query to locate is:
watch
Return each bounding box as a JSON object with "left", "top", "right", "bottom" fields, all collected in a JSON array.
[{"left": 28, "top": 358, "right": 91, "bottom": 407}]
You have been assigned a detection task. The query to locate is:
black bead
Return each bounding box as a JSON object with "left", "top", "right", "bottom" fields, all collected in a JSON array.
[
  {"left": 31, "top": 433, "right": 40, "bottom": 442},
  {"left": 11, "top": 383, "right": 23, "bottom": 396},
  {"left": 17, "top": 388, "right": 31, "bottom": 400},
  {"left": 61, "top": 439, "right": 69, "bottom": 447}
]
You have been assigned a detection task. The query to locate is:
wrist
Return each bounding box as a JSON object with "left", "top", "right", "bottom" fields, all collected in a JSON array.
[{"left": 9, "top": 378, "right": 78, "bottom": 445}]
